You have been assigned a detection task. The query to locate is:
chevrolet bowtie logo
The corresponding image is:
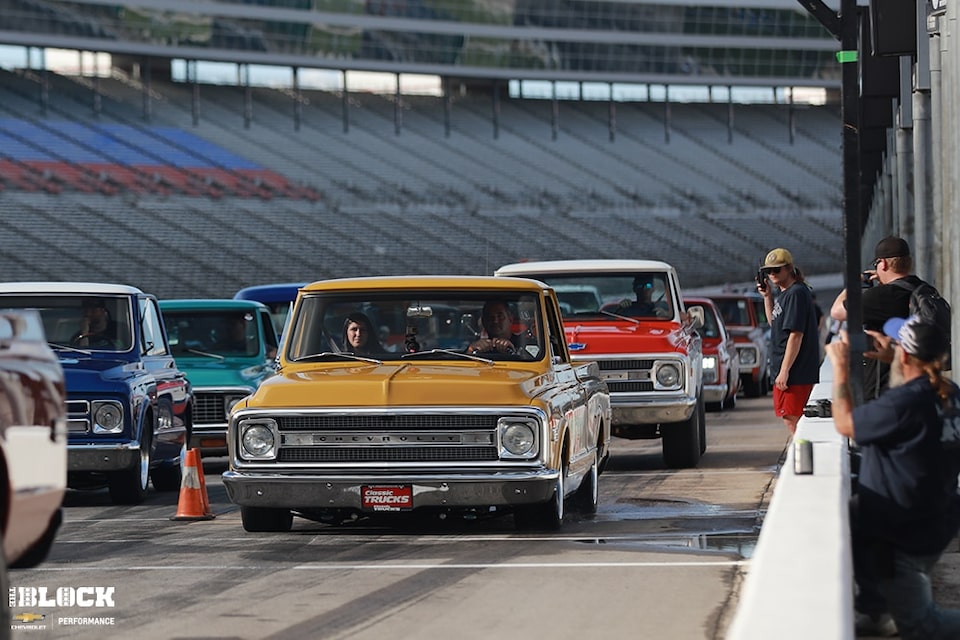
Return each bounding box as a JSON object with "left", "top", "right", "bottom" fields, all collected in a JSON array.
[{"left": 13, "top": 612, "right": 46, "bottom": 623}]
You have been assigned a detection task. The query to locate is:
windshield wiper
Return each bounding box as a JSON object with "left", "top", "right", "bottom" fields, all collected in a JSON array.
[
  {"left": 401, "top": 349, "right": 493, "bottom": 363},
  {"left": 48, "top": 342, "right": 91, "bottom": 355},
  {"left": 599, "top": 310, "right": 640, "bottom": 324},
  {"left": 185, "top": 348, "right": 225, "bottom": 360},
  {"left": 292, "top": 351, "right": 382, "bottom": 365}
]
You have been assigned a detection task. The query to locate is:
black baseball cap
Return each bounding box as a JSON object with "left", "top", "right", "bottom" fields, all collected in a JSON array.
[{"left": 874, "top": 236, "right": 911, "bottom": 260}]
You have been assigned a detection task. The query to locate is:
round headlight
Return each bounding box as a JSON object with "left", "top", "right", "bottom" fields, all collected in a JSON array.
[
  {"left": 739, "top": 348, "right": 758, "bottom": 366},
  {"left": 501, "top": 423, "right": 536, "bottom": 456},
  {"left": 241, "top": 424, "right": 276, "bottom": 458},
  {"left": 94, "top": 404, "right": 123, "bottom": 432},
  {"left": 656, "top": 363, "right": 681, "bottom": 387}
]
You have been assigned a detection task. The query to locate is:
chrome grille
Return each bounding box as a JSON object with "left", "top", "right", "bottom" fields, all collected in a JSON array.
[
  {"left": 277, "top": 415, "right": 500, "bottom": 431},
  {"left": 607, "top": 381, "right": 655, "bottom": 392},
  {"left": 195, "top": 393, "right": 226, "bottom": 424},
  {"left": 278, "top": 446, "right": 498, "bottom": 463},
  {"left": 597, "top": 359, "right": 654, "bottom": 370},
  {"left": 66, "top": 399, "right": 90, "bottom": 433},
  {"left": 259, "top": 413, "right": 511, "bottom": 464}
]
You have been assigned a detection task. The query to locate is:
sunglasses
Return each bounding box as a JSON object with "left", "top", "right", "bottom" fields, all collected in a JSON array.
[
  {"left": 633, "top": 282, "right": 654, "bottom": 290},
  {"left": 872, "top": 257, "right": 883, "bottom": 268},
  {"left": 762, "top": 265, "right": 786, "bottom": 275}
]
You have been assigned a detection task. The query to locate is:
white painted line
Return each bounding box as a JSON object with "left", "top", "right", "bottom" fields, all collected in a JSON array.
[{"left": 27, "top": 559, "right": 747, "bottom": 571}]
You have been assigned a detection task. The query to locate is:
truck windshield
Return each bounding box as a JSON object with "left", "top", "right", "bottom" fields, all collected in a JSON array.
[
  {"left": 0, "top": 294, "right": 135, "bottom": 352},
  {"left": 284, "top": 291, "right": 544, "bottom": 362},
  {"left": 531, "top": 273, "right": 674, "bottom": 321}
]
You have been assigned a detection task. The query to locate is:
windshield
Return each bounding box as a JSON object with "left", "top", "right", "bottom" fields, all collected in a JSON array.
[
  {"left": 163, "top": 309, "right": 262, "bottom": 357},
  {"left": 523, "top": 273, "right": 674, "bottom": 320},
  {"left": 713, "top": 299, "right": 753, "bottom": 327},
  {"left": 0, "top": 294, "right": 134, "bottom": 352},
  {"left": 285, "top": 291, "right": 545, "bottom": 362}
]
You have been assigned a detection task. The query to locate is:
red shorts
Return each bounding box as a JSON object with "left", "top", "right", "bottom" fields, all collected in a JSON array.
[{"left": 773, "top": 384, "right": 814, "bottom": 418}]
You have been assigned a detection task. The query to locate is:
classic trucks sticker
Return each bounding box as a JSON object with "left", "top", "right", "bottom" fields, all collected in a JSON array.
[{"left": 361, "top": 486, "right": 413, "bottom": 511}]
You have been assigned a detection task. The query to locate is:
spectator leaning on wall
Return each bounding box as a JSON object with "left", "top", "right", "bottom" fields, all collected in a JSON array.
[{"left": 825, "top": 316, "right": 960, "bottom": 639}]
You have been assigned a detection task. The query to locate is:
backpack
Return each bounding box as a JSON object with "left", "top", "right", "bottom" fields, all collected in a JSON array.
[{"left": 890, "top": 278, "right": 952, "bottom": 365}]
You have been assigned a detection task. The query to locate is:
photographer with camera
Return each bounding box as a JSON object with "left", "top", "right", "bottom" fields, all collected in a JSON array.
[
  {"left": 830, "top": 236, "right": 930, "bottom": 401},
  {"left": 757, "top": 247, "right": 820, "bottom": 435}
]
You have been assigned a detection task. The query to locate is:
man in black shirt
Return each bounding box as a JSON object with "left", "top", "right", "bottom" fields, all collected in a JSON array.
[{"left": 830, "top": 236, "right": 926, "bottom": 400}]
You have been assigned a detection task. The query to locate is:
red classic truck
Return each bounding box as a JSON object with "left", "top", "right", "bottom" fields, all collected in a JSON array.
[{"left": 496, "top": 260, "right": 706, "bottom": 468}]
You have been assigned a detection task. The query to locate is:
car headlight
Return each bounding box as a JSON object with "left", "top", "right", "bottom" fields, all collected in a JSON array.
[
  {"left": 239, "top": 419, "right": 279, "bottom": 460},
  {"left": 738, "top": 346, "right": 758, "bottom": 366},
  {"left": 498, "top": 418, "right": 538, "bottom": 459},
  {"left": 92, "top": 401, "right": 124, "bottom": 434},
  {"left": 654, "top": 362, "right": 682, "bottom": 390},
  {"left": 702, "top": 355, "right": 718, "bottom": 383}
]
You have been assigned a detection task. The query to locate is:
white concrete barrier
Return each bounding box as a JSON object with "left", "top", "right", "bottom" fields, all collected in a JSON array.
[{"left": 728, "top": 356, "right": 854, "bottom": 639}]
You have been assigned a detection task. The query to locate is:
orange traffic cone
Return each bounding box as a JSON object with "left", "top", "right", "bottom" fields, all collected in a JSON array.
[{"left": 171, "top": 448, "right": 215, "bottom": 521}]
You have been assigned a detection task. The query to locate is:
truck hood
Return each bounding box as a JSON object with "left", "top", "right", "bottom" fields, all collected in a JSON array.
[
  {"left": 246, "top": 363, "right": 541, "bottom": 408},
  {"left": 176, "top": 359, "right": 271, "bottom": 389},
  {"left": 564, "top": 321, "right": 686, "bottom": 354},
  {"left": 59, "top": 357, "right": 137, "bottom": 393}
]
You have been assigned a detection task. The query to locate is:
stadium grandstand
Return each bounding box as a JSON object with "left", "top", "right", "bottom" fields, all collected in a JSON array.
[{"left": 0, "top": 0, "right": 846, "bottom": 299}]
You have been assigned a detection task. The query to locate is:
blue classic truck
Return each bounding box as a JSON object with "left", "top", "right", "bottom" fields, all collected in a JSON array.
[
  {"left": 0, "top": 283, "right": 194, "bottom": 505},
  {"left": 159, "top": 299, "right": 279, "bottom": 455}
]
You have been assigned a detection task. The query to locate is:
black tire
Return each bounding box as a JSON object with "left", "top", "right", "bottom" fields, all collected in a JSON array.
[
  {"left": 722, "top": 379, "right": 738, "bottom": 410},
  {"left": 698, "top": 395, "right": 707, "bottom": 455},
  {"left": 241, "top": 507, "right": 293, "bottom": 532},
  {"left": 9, "top": 509, "right": 62, "bottom": 569},
  {"left": 150, "top": 442, "right": 186, "bottom": 492},
  {"left": 743, "top": 374, "right": 763, "bottom": 398},
  {"left": 514, "top": 457, "right": 565, "bottom": 531},
  {"left": 662, "top": 399, "right": 702, "bottom": 469},
  {"left": 108, "top": 418, "right": 152, "bottom": 505},
  {"left": 570, "top": 449, "right": 599, "bottom": 515}
]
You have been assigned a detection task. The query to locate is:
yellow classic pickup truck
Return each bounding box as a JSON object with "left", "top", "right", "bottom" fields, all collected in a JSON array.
[{"left": 222, "top": 276, "right": 611, "bottom": 532}]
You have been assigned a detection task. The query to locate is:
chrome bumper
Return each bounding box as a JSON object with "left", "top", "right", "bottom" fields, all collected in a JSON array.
[
  {"left": 702, "top": 383, "right": 730, "bottom": 404},
  {"left": 67, "top": 443, "right": 140, "bottom": 471},
  {"left": 222, "top": 468, "right": 559, "bottom": 509},
  {"left": 611, "top": 395, "right": 697, "bottom": 425}
]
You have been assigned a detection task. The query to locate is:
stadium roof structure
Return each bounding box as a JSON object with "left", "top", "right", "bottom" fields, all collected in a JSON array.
[{"left": 0, "top": 0, "right": 844, "bottom": 89}]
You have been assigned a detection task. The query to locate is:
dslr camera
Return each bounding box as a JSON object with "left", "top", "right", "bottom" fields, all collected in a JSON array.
[{"left": 861, "top": 271, "right": 874, "bottom": 288}]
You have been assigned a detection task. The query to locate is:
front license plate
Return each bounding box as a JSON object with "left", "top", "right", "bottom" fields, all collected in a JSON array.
[{"left": 361, "top": 485, "right": 413, "bottom": 512}]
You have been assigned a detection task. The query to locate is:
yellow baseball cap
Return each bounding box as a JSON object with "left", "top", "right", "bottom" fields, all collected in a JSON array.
[{"left": 762, "top": 248, "right": 793, "bottom": 269}]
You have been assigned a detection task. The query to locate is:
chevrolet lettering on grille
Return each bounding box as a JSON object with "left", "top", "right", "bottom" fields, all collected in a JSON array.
[{"left": 282, "top": 431, "right": 471, "bottom": 446}]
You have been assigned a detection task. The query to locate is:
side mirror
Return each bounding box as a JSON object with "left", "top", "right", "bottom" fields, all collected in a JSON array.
[{"left": 687, "top": 306, "right": 705, "bottom": 331}]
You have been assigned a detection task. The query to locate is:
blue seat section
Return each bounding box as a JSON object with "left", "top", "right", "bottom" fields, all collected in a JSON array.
[
  {"left": 0, "top": 118, "right": 263, "bottom": 170},
  {"left": 0, "top": 129, "right": 55, "bottom": 161},
  {"left": 150, "top": 127, "right": 263, "bottom": 170},
  {"left": 0, "top": 118, "right": 107, "bottom": 163}
]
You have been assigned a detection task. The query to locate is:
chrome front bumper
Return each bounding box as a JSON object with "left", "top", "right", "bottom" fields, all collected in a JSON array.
[
  {"left": 611, "top": 395, "right": 697, "bottom": 426},
  {"left": 67, "top": 443, "right": 140, "bottom": 471},
  {"left": 702, "top": 382, "right": 730, "bottom": 404},
  {"left": 222, "top": 468, "right": 559, "bottom": 509}
]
